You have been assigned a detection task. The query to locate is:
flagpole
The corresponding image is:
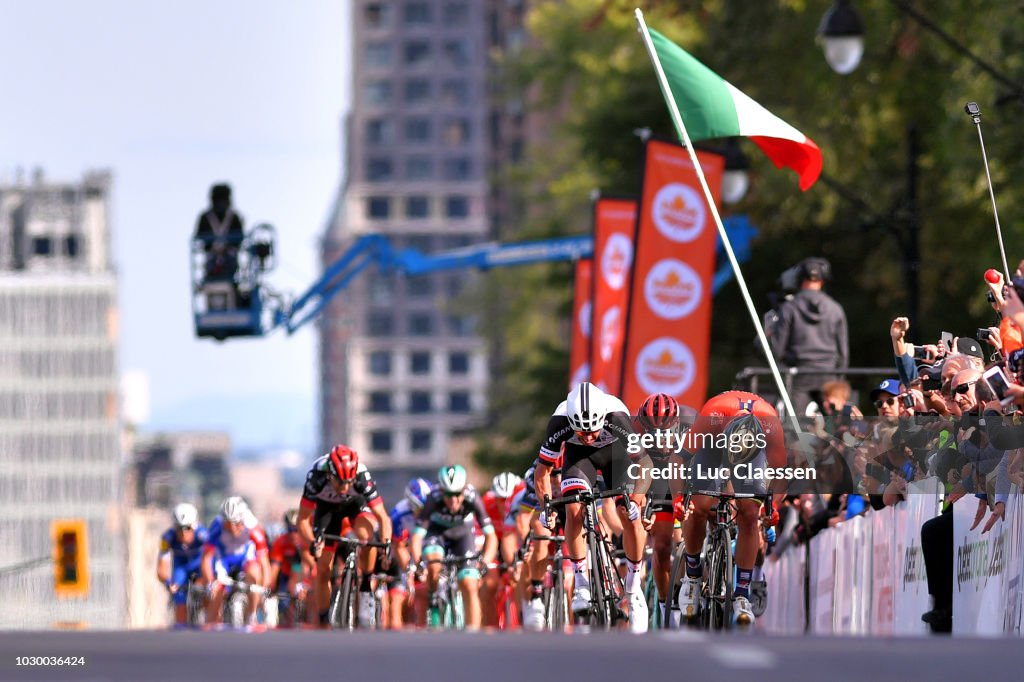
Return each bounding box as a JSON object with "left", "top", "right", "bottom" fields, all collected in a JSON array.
[{"left": 634, "top": 8, "right": 802, "bottom": 434}]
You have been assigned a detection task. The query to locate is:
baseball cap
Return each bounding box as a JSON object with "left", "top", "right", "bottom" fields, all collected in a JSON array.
[
  {"left": 956, "top": 337, "right": 984, "bottom": 359},
  {"left": 870, "top": 379, "right": 901, "bottom": 401}
]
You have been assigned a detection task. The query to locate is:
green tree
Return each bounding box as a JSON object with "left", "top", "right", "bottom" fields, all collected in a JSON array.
[{"left": 473, "top": 0, "right": 1024, "bottom": 474}]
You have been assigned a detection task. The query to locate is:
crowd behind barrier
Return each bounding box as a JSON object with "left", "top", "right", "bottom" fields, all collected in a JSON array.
[{"left": 763, "top": 477, "right": 1024, "bottom": 636}]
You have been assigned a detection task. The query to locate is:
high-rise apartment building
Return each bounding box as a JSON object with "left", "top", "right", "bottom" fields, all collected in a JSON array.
[
  {"left": 320, "top": 1, "right": 527, "bottom": 495},
  {"left": 0, "top": 170, "right": 124, "bottom": 628}
]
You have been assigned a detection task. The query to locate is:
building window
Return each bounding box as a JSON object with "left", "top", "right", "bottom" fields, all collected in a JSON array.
[
  {"left": 365, "top": 42, "right": 392, "bottom": 67},
  {"left": 65, "top": 235, "right": 81, "bottom": 258},
  {"left": 407, "top": 275, "right": 435, "bottom": 297},
  {"left": 448, "top": 315, "right": 475, "bottom": 337},
  {"left": 32, "top": 237, "right": 52, "bottom": 256},
  {"left": 370, "top": 430, "right": 393, "bottom": 453},
  {"left": 406, "top": 235, "right": 433, "bottom": 251},
  {"left": 405, "top": 156, "right": 433, "bottom": 180},
  {"left": 364, "top": 3, "right": 391, "bottom": 28},
  {"left": 443, "top": 119, "right": 471, "bottom": 146},
  {"left": 409, "top": 313, "right": 433, "bottom": 336},
  {"left": 404, "top": 78, "right": 431, "bottom": 104},
  {"left": 369, "top": 275, "right": 396, "bottom": 304},
  {"left": 367, "top": 157, "right": 394, "bottom": 181},
  {"left": 409, "top": 391, "right": 432, "bottom": 414},
  {"left": 404, "top": 1, "right": 431, "bottom": 24},
  {"left": 443, "top": 2, "right": 469, "bottom": 25},
  {"left": 410, "top": 351, "right": 431, "bottom": 374},
  {"left": 404, "top": 40, "right": 431, "bottom": 66},
  {"left": 368, "top": 351, "right": 392, "bottom": 376},
  {"left": 411, "top": 429, "right": 433, "bottom": 452},
  {"left": 448, "top": 352, "right": 470, "bottom": 374},
  {"left": 441, "top": 80, "right": 469, "bottom": 105},
  {"left": 443, "top": 40, "right": 471, "bottom": 67},
  {"left": 404, "top": 117, "right": 432, "bottom": 143},
  {"left": 364, "top": 80, "right": 393, "bottom": 105},
  {"left": 366, "top": 196, "right": 391, "bottom": 220},
  {"left": 449, "top": 392, "right": 471, "bottom": 413},
  {"left": 442, "top": 158, "right": 472, "bottom": 180},
  {"left": 366, "top": 119, "right": 394, "bottom": 145},
  {"left": 368, "top": 391, "right": 393, "bottom": 413},
  {"left": 405, "top": 196, "right": 429, "bottom": 219},
  {"left": 367, "top": 312, "right": 394, "bottom": 336},
  {"left": 445, "top": 196, "right": 469, "bottom": 218}
]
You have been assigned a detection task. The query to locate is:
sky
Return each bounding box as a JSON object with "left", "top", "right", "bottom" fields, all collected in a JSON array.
[{"left": 1, "top": 1, "right": 351, "bottom": 453}]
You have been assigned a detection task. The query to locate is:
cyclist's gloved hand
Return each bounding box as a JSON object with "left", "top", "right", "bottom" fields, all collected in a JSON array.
[
  {"left": 540, "top": 509, "right": 556, "bottom": 530},
  {"left": 763, "top": 508, "right": 780, "bottom": 528},
  {"left": 766, "top": 527, "right": 777, "bottom": 545},
  {"left": 625, "top": 499, "right": 641, "bottom": 522},
  {"left": 672, "top": 495, "right": 688, "bottom": 521},
  {"left": 379, "top": 540, "right": 392, "bottom": 570},
  {"left": 309, "top": 534, "right": 325, "bottom": 560}
]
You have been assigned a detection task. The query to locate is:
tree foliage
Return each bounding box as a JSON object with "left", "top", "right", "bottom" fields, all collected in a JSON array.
[{"left": 472, "top": 0, "right": 1024, "bottom": 474}]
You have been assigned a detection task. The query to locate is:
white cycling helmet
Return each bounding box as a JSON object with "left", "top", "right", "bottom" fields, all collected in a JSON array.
[
  {"left": 221, "top": 496, "right": 249, "bottom": 524},
  {"left": 566, "top": 382, "right": 608, "bottom": 433},
  {"left": 491, "top": 471, "right": 521, "bottom": 498},
  {"left": 438, "top": 465, "right": 468, "bottom": 495},
  {"left": 173, "top": 502, "right": 198, "bottom": 528}
]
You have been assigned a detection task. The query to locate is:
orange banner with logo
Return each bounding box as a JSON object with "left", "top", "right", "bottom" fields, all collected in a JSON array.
[
  {"left": 620, "top": 140, "right": 723, "bottom": 412},
  {"left": 568, "top": 258, "right": 593, "bottom": 390},
  {"left": 589, "top": 197, "right": 637, "bottom": 395}
]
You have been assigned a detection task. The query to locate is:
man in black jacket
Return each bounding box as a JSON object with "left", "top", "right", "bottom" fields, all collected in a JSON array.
[{"left": 769, "top": 257, "right": 849, "bottom": 416}]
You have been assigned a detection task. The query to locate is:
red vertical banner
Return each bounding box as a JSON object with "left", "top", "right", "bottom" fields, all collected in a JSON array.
[
  {"left": 568, "top": 258, "right": 593, "bottom": 390},
  {"left": 589, "top": 198, "right": 637, "bottom": 395},
  {"left": 620, "top": 140, "right": 724, "bottom": 412}
]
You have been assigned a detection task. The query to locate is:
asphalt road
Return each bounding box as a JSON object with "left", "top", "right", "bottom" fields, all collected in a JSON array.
[{"left": 1, "top": 629, "right": 1022, "bottom": 682}]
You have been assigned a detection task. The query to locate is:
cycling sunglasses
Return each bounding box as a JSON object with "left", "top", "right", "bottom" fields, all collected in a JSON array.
[
  {"left": 952, "top": 380, "right": 978, "bottom": 395},
  {"left": 178, "top": 525, "right": 194, "bottom": 531},
  {"left": 443, "top": 491, "right": 464, "bottom": 498}
]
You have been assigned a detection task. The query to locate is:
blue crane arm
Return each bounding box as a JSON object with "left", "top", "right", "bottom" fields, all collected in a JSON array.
[{"left": 279, "top": 216, "right": 757, "bottom": 335}]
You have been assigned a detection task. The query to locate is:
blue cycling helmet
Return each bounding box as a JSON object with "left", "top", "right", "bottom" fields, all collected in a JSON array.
[{"left": 405, "top": 478, "right": 432, "bottom": 511}]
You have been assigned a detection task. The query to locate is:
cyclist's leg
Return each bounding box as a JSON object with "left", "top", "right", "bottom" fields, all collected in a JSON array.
[
  {"left": 730, "top": 451, "right": 769, "bottom": 624},
  {"left": 240, "top": 543, "right": 263, "bottom": 623},
  {"left": 452, "top": 533, "right": 482, "bottom": 630},
  {"left": 422, "top": 535, "right": 445, "bottom": 599},
  {"left": 479, "top": 537, "right": 500, "bottom": 628},
  {"left": 561, "top": 457, "right": 599, "bottom": 611},
  {"left": 351, "top": 510, "right": 379, "bottom": 627},
  {"left": 169, "top": 558, "right": 190, "bottom": 624},
  {"left": 312, "top": 503, "right": 342, "bottom": 627}
]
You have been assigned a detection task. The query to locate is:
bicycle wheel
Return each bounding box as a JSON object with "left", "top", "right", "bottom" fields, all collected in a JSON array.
[
  {"left": 332, "top": 565, "right": 356, "bottom": 630},
  {"left": 227, "top": 590, "right": 247, "bottom": 627},
  {"left": 587, "top": 533, "right": 615, "bottom": 628},
  {"left": 704, "top": 531, "right": 733, "bottom": 631},
  {"left": 665, "top": 539, "right": 688, "bottom": 628},
  {"left": 548, "top": 573, "right": 567, "bottom": 632},
  {"left": 186, "top": 582, "right": 206, "bottom": 627}
]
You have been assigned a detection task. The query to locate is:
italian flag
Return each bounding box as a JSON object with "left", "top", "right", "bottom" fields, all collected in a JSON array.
[{"left": 648, "top": 28, "right": 822, "bottom": 191}]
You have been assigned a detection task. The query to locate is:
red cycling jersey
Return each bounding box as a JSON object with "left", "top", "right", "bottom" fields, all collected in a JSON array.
[
  {"left": 681, "top": 390, "right": 787, "bottom": 469},
  {"left": 269, "top": 534, "right": 301, "bottom": 577},
  {"left": 483, "top": 491, "right": 509, "bottom": 540}
]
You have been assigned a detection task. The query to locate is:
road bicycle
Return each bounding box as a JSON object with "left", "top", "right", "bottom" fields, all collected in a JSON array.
[
  {"left": 524, "top": 531, "right": 570, "bottom": 632},
  {"left": 321, "top": 534, "right": 390, "bottom": 631},
  {"left": 545, "top": 488, "right": 627, "bottom": 630}
]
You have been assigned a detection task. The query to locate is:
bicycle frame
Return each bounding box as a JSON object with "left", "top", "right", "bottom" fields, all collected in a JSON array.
[
  {"left": 322, "top": 534, "right": 389, "bottom": 631},
  {"left": 525, "top": 532, "right": 570, "bottom": 632},
  {"left": 424, "top": 554, "right": 478, "bottom": 631},
  {"left": 545, "top": 488, "right": 627, "bottom": 630}
]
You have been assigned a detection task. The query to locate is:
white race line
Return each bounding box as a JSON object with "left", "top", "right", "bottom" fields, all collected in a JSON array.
[{"left": 708, "top": 645, "right": 777, "bottom": 669}]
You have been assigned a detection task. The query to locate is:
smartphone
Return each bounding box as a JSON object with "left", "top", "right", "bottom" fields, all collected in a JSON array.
[
  {"left": 977, "top": 328, "right": 992, "bottom": 342},
  {"left": 900, "top": 393, "right": 915, "bottom": 409},
  {"left": 940, "top": 331, "right": 954, "bottom": 353},
  {"left": 982, "top": 365, "right": 1016, "bottom": 407},
  {"left": 921, "top": 375, "right": 942, "bottom": 392},
  {"left": 912, "top": 345, "right": 932, "bottom": 361}
]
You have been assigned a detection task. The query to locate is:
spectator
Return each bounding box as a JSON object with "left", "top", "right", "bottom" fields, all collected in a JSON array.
[{"left": 769, "top": 257, "right": 849, "bottom": 416}]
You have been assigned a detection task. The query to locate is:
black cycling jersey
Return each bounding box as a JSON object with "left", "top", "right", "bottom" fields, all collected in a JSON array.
[
  {"left": 301, "top": 454, "right": 381, "bottom": 507},
  {"left": 416, "top": 485, "right": 493, "bottom": 538}
]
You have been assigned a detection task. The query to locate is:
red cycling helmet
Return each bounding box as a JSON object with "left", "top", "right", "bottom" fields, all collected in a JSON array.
[
  {"left": 638, "top": 393, "right": 681, "bottom": 432},
  {"left": 328, "top": 444, "right": 359, "bottom": 480}
]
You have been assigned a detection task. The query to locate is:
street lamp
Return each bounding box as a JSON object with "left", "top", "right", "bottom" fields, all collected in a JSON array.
[{"left": 817, "top": 0, "right": 864, "bottom": 75}]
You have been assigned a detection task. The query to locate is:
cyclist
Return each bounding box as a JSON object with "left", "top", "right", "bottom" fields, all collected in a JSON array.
[
  {"left": 201, "top": 496, "right": 270, "bottom": 625},
  {"left": 389, "top": 478, "right": 432, "bottom": 628},
  {"left": 480, "top": 471, "right": 522, "bottom": 628},
  {"left": 268, "top": 509, "right": 310, "bottom": 628},
  {"left": 534, "top": 381, "right": 652, "bottom": 633},
  {"left": 636, "top": 392, "right": 691, "bottom": 627},
  {"left": 675, "top": 390, "right": 786, "bottom": 627},
  {"left": 157, "top": 502, "right": 208, "bottom": 625},
  {"left": 296, "top": 444, "right": 393, "bottom": 629},
  {"left": 410, "top": 465, "right": 497, "bottom": 631}
]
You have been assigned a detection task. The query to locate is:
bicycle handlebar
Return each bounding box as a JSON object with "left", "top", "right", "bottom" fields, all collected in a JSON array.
[
  {"left": 544, "top": 487, "right": 630, "bottom": 509},
  {"left": 320, "top": 534, "right": 391, "bottom": 549}
]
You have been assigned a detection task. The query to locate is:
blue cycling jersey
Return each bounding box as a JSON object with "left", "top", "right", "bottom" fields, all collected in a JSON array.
[
  {"left": 159, "top": 525, "right": 209, "bottom": 564},
  {"left": 390, "top": 499, "right": 419, "bottom": 541}
]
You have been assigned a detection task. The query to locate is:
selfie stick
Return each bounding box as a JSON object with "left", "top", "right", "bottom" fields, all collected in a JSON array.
[{"left": 965, "top": 102, "right": 1012, "bottom": 281}]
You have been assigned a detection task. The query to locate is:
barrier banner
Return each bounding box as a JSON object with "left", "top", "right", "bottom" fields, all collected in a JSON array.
[
  {"left": 809, "top": 526, "right": 836, "bottom": 634},
  {"left": 568, "top": 258, "right": 593, "bottom": 389},
  {"left": 953, "top": 497, "right": 1010, "bottom": 635},
  {"left": 869, "top": 506, "right": 896, "bottom": 635},
  {"left": 893, "top": 482, "right": 941, "bottom": 634},
  {"left": 1007, "top": 492, "right": 1024, "bottom": 636},
  {"left": 620, "top": 140, "right": 722, "bottom": 412},
  {"left": 762, "top": 545, "right": 805, "bottom": 635},
  {"left": 589, "top": 198, "right": 637, "bottom": 394}
]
